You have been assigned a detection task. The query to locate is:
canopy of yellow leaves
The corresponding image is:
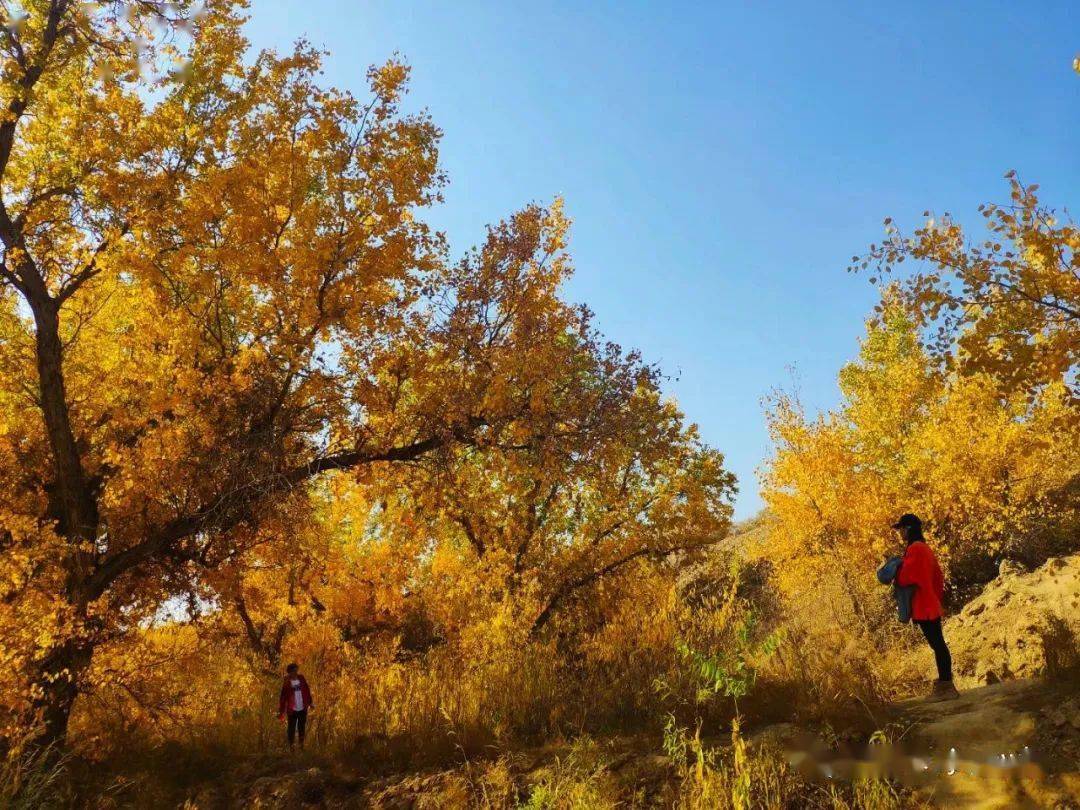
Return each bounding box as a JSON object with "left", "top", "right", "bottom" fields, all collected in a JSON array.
[{"left": 0, "top": 0, "right": 734, "bottom": 753}]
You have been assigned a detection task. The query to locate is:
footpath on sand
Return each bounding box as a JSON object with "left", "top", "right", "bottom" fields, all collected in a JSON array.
[{"left": 891, "top": 677, "right": 1080, "bottom": 808}]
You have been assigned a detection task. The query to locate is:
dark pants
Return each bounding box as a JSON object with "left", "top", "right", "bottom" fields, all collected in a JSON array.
[
  {"left": 916, "top": 618, "right": 952, "bottom": 682},
  {"left": 287, "top": 709, "right": 307, "bottom": 747}
]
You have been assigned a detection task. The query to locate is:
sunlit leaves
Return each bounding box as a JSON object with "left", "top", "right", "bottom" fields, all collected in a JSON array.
[{"left": 851, "top": 177, "right": 1080, "bottom": 403}]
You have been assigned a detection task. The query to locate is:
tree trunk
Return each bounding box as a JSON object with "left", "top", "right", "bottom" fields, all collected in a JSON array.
[
  {"left": 27, "top": 633, "right": 96, "bottom": 754},
  {"left": 29, "top": 291, "right": 98, "bottom": 554},
  {"left": 16, "top": 273, "right": 100, "bottom": 754}
]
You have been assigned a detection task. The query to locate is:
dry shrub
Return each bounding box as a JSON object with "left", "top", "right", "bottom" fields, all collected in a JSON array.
[
  {"left": 518, "top": 737, "right": 621, "bottom": 810},
  {"left": 663, "top": 718, "right": 919, "bottom": 810},
  {"left": 0, "top": 743, "right": 72, "bottom": 810},
  {"left": 752, "top": 625, "right": 888, "bottom": 730},
  {"left": 1041, "top": 614, "right": 1080, "bottom": 679}
]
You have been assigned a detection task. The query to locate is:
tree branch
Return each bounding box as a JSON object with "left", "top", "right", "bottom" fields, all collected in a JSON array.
[
  {"left": 57, "top": 230, "right": 126, "bottom": 305},
  {"left": 529, "top": 540, "right": 706, "bottom": 637},
  {"left": 87, "top": 424, "right": 485, "bottom": 599}
]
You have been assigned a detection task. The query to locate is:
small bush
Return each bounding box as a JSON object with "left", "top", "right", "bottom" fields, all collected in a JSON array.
[
  {"left": 1042, "top": 614, "right": 1080, "bottom": 678},
  {"left": 0, "top": 744, "right": 72, "bottom": 810}
]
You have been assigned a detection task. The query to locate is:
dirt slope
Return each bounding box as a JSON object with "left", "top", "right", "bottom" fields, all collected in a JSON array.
[{"left": 943, "top": 555, "right": 1080, "bottom": 688}]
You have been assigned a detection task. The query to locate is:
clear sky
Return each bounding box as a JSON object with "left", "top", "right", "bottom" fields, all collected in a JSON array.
[{"left": 245, "top": 1, "right": 1079, "bottom": 518}]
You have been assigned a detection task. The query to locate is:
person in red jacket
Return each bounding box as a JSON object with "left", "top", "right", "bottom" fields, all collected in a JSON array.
[
  {"left": 893, "top": 513, "right": 959, "bottom": 700},
  {"left": 278, "top": 662, "right": 314, "bottom": 749}
]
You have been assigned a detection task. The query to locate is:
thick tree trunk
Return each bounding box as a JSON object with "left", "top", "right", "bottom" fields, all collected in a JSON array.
[
  {"left": 17, "top": 274, "right": 100, "bottom": 754},
  {"left": 27, "top": 633, "right": 96, "bottom": 753},
  {"left": 29, "top": 292, "right": 98, "bottom": 553}
]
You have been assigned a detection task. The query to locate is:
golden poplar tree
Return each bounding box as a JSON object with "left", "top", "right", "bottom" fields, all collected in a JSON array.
[
  {"left": 0, "top": 0, "right": 453, "bottom": 749},
  {"left": 0, "top": 2, "right": 736, "bottom": 755}
]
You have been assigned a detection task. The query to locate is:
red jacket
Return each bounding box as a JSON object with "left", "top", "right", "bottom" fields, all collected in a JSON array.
[
  {"left": 278, "top": 674, "right": 313, "bottom": 715},
  {"left": 895, "top": 540, "right": 945, "bottom": 621}
]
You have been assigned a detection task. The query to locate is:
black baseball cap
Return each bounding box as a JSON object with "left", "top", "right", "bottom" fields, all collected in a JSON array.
[{"left": 891, "top": 513, "right": 922, "bottom": 531}]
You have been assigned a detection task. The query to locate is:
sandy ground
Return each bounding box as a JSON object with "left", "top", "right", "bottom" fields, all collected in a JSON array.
[{"left": 895, "top": 678, "right": 1080, "bottom": 808}]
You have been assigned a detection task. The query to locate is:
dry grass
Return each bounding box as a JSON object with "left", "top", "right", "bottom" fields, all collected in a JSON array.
[{"left": 17, "top": 556, "right": 951, "bottom": 807}]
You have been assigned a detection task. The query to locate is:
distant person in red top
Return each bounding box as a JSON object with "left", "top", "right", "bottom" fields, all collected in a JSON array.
[
  {"left": 278, "top": 663, "right": 313, "bottom": 749},
  {"left": 893, "top": 513, "right": 959, "bottom": 700}
]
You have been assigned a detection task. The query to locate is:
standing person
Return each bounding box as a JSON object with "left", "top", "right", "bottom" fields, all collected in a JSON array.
[
  {"left": 278, "top": 663, "right": 314, "bottom": 750},
  {"left": 892, "top": 514, "right": 959, "bottom": 700}
]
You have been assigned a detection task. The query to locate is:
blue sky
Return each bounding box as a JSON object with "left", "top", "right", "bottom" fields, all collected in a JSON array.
[{"left": 245, "top": 1, "right": 1079, "bottom": 518}]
